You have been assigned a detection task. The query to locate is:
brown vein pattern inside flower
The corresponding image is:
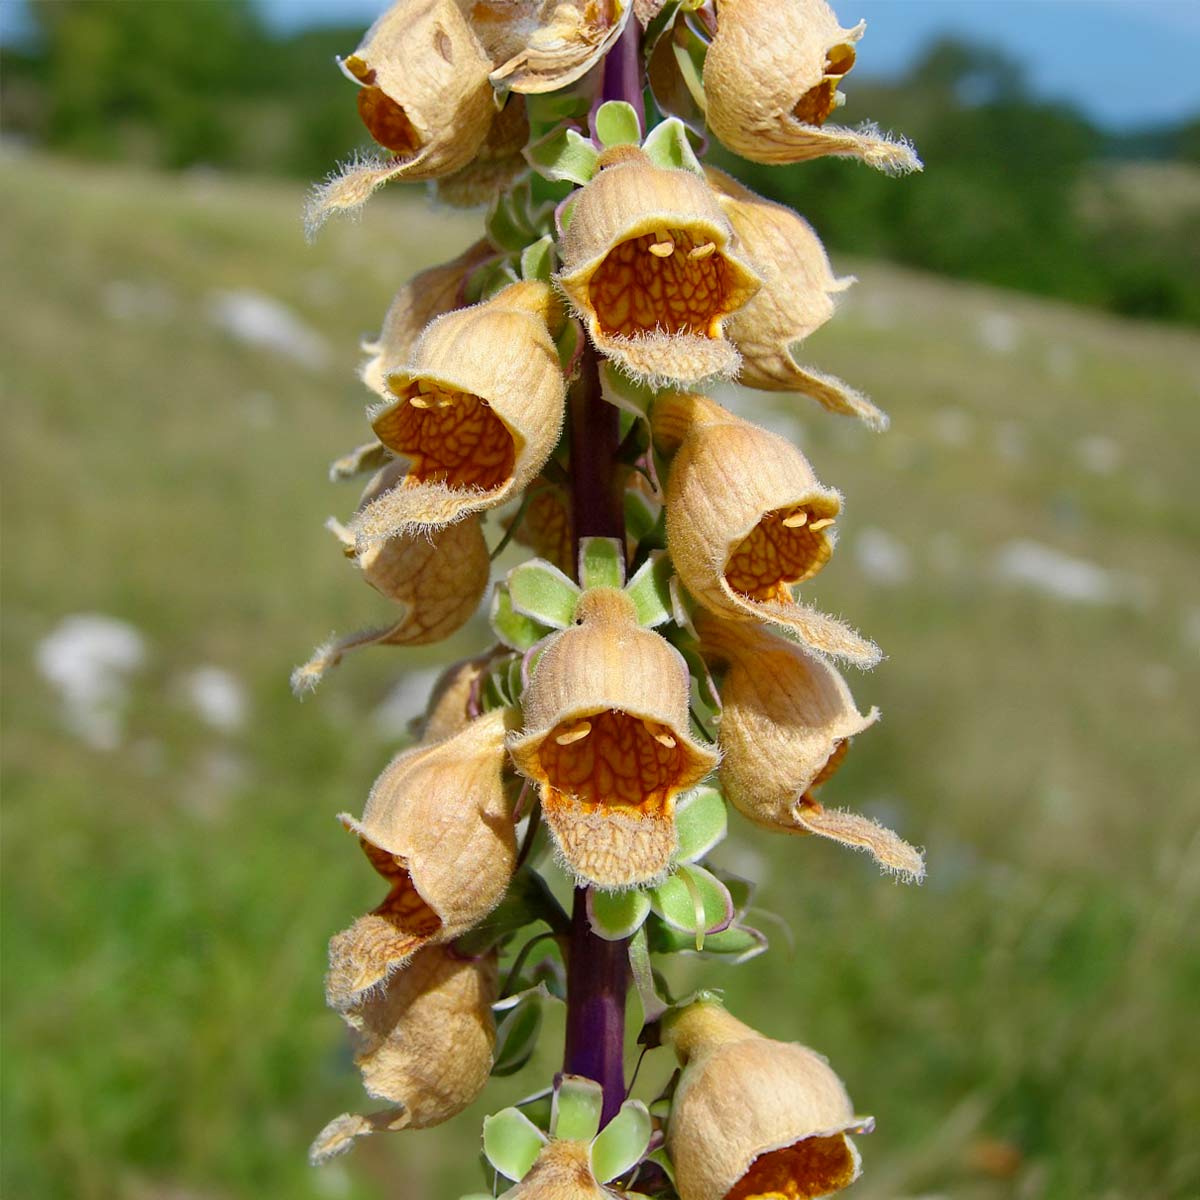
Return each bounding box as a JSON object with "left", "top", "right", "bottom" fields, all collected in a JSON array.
[
  {"left": 537, "top": 710, "right": 685, "bottom": 817},
  {"left": 362, "top": 839, "right": 443, "bottom": 945},
  {"left": 343, "top": 57, "right": 423, "bottom": 156},
  {"left": 589, "top": 229, "right": 733, "bottom": 339},
  {"left": 792, "top": 44, "right": 857, "bottom": 127},
  {"left": 374, "top": 384, "right": 516, "bottom": 491},
  {"left": 724, "top": 1136, "right": 857, "bottom": 1200},
  {"left": 725, "top": 505, "right": 836, "bottom": 603}
]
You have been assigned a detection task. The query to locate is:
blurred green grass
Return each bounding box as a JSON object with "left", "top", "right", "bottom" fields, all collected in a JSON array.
[{"left": 2, "top": 151, "right": 1199, "bottom": 1200}]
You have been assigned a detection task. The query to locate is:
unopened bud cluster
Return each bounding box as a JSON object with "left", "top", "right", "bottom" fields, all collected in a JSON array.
[{"left": 296, "top": 2, "right": 925, "bottom": 1197}]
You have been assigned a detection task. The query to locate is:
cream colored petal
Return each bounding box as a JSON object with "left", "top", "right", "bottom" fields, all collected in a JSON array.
[
  {"left": 311, "top": 946, "right": 497, "bottom": 1162},
  {"left": 360, "top": 240, "right": 495, "bottom": 400},
  {"left": 326, "top": 710, "right": 517, "bottom": 1008},
  {"left": 792, "top": 799, "right": 925, "bottom": 882},
  {"left": 697, "top": 612, "right": 877, "bottom": 825},
  {"left": 653, "top": 394, "right": 879, "bottom": 666},
  {"left": 352, "top": 285, "right": 566, "bottom": 544},
  {"left": 664, "top": 1000, "right": 865, "bottom": 1200},
  {"left": 508, "top": 589, "right": 718, "bottom": 888},
  {"left": 476, "top": 0, "right": 632, "bottom": 95},
  {"left": 705, "top": 167, "right": 888, "bottom": 429},
  {"left": 704, "top": 0, "right": 920, "bottom": 173},
  {"left": 435, "top": 94, "right": 531, "bottom": 206},
  {"left": 501, "top": 1139, "right": 612, "bottom": 1199},
  {"left": 556, "top": 149, "right": 762, "bottom": 387}
]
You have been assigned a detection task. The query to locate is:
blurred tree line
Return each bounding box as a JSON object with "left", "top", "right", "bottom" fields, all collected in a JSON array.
[{"left": 3, "top": 1, "right": 1198, "bottom": 324}]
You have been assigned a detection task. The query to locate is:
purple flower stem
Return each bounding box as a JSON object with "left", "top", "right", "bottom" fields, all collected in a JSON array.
[
  {"left": 590, "top": 14, "right": 645, "bottom": 137},
  {"left": 563, "top": 343, "right": 628, "bottom": 1124}
]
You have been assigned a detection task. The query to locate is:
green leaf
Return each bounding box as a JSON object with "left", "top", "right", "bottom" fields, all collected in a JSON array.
[
  {"left": 491, "top": 586, "right": 555, "bottom": 652},
  {"left": 593, "top": 100, "right": 642, "bottom": 148},
  {"left": 624, "top": 551, "right": 674, "bottom": 628},
  {"left": 552, "top": 1075, "right": 604, "bottom": 1142},
  {"left": 527, "top": 123, "right": 601, "bottom": 186},
  {"left": 507, "top": 559, "right": 581, "bottom": 628},
  {"left": 591, "top": 1101, "right": 653, "bottom": 1183},
  {"left": 642, "top": 117, "right": 704, "bottom": 175},
  {"left": 520, "top": 235, "right": 556, "bottom": 282},
  {"left": 482, "top": 1108, "right": 547, "bottom": 1181},
  {"left": 492, "top": 989, "right": 547, "bottom": 1076},
  {"left": 650, "top": 864, "right": 733, "bottom": 939},
  {"left": 578, "top": 537, "right": 626, "bottom": 590},
  {"left": 455, "top": 871, "right": 556, "bottom": 956},
  {"left": 674, "top": 786, "right": 727, "bottom": 864},
  {"left": 588, "top": 887, "right": 651, "bottom": 940}
]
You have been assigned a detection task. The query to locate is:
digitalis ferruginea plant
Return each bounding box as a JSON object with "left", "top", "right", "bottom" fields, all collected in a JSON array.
[{"left": 295, "top": 1, "right": 926, "bottom": 1192}]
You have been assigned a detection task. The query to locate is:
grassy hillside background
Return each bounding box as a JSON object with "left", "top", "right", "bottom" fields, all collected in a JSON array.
[{"left": 2, "top": 150, "right": 1199, "bottom": 1200}]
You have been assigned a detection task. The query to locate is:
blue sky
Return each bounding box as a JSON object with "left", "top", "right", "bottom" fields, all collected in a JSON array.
[{"left": 3, "top": 0, "right": 1198, "bottom": 130}]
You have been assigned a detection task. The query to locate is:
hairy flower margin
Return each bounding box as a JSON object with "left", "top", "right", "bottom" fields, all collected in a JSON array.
[{"left": 294, "top": 0, "right": 927, "bottom": 1194}]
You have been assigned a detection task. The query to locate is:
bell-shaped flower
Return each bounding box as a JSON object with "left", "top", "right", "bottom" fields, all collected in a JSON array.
[
  {"left": 310, "top": 945, "right": 497, "bottom": 1163},
  {"left": 483, "top": 1075, "right": 653, "bottom": 1199},
  {"left": 351, "top": 281, "right": 567, "bottom": 546},
  {"left": 306, "top": 0, "right": 499, "bottom": 232},
  {"left": 508, "top": 588, "right": 718, "bottom": 889},
  {"left": 705, "top": 168, "right": 887, "bottom": 430},
  {"left": 663, "top": 997, "right": 871, "bottom": 1200},
  {"left": 653, "top": 393, "right": 879, "bottom": 666},
  {"left": 703, "top": 0, "right": 920, "bottom": 174},
  {"left": 292, "top": 463, "right": 491, "bottom": 693},
  {"left": 326, "top": 709, "right": 518, "bottom": 1011},
  {"left": 472, "top": 0, "right": 632, "bottom": 95},
  {"left": 360, "top": 240, "right": 495, "bottom": 400},
  {"left": 557, "top": 147, "right": 762, "bottom": 388},
  {"left": 698, "top": 612, "right": 923, "bottom": 881}
]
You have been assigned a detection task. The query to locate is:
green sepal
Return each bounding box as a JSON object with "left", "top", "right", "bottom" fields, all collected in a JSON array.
[
  {"left": 486, "top": 189, "right": 537, "bottom": 253},
  {"left": 491, "top": 585, "right": 555, "bottom": 652},
  {"left": 588, "top": 886, "right": 652, "bottom": 941},
  {"left": 624, "top": 551, "right": 674, "bottom": 628},
  {"left": 642, "top": 116, "right": 705, "bottom": 175},
  {"left": 601, "top": 360, "right": 656, "bottom": 421},
  {"left": 482, "top": 1108, "right": 547, "bottom": 1182},
  {"left": 492, "top": 986, "right": 548, "bottom": 1077},
  {"left": 520, "top": 234, "right": 556, "bottom": 282},
  {"left": 507, "top": 559, "right": 582, "bottom": 628},
  {"left": 527, "top": 91, "right": 592, "bottom": 132},
  {"left": 578, "top": 536, "right": 627, "bottom": 590},
  {"left": 556, "top": 317, "right": 585, "bottom": 378},
  {"left": 628, "top": 925, "right": 669, "bottom": 1024},
  {"left": 527, "top": 123, "right": 601, "bottom": 186},
  {"left": 670, "top": 634, "right": 721, "bottom": 713},
  {"left": 648, "top": 918, "right": 768, "bottom": 962},
  {"left": 552, "top": 1075, "right": 605, "bottom": 1142},
  {"left": 671, "top": 16, "right": 710, "bottom": 114},
  {"left": 648, "top": 1147, "right": 677, "bottom": 1185},
  {"left": 673, "top": 785, "right": 727, "bottom": 864},
  {"left": 455, "top": 870, "right": 558, "bottom": 956},
  {"left": 481, "top": 661, "right": 516, "bottom": 710},
  {"left": 593, "top": 100, "right": 642, "bottom": 148},
  {"left": 591, "top": 1101, "right": 653, "bottom": 1183},
  {"left": 466, "top": 255, "right": 520, "bottom": 303},
  {"left": 649, "top": 864, "right": 734, "bottom": 944},
  {"left": 624, "top": 489, "right": 661, "bottom": 547}
]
